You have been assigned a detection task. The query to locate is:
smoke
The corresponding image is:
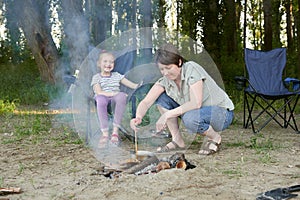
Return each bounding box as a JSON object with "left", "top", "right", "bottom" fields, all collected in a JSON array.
[
  {"left": 3, "top": 0, "right": 227, "bottom": 170},
  {"left": 67, "top": 28, "right": 224, "bottom": 170}
]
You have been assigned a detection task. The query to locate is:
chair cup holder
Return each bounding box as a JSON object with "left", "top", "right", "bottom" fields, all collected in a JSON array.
[{"left": 234, "top": 76, "right": 246, "bottom": 91}]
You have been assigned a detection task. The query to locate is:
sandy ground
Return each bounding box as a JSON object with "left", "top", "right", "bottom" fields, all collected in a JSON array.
[{"left": 0, "top": 109, "right": 299, "bottom": 200}]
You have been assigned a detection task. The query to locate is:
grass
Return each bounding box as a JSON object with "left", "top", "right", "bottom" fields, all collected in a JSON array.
[
  {"left": 248, "top": 134, "right": 276, "bottom": 152},
  {"left": 17, "top": 163, "right": 25, "bottom": 175},
  {"left": 0, "top": 62, "right": 63, "bottom": 105},
  {"left": 248, "top": 134, "right": 279, "bottom": 164},
  {"left": 222, "top": 169, "right": 244, "bottom": 178},
  {"left": 15, "top": 114, "right": 50, "bottom": 137},
  {"left": 0, "top": 109, "right": 82, "bottom": 146},
  {"left": 225, "top": 140, "right": 246, "bottom": 148},
  {"left": 51, "top": 124, "right": 83, "bottom": 145}
]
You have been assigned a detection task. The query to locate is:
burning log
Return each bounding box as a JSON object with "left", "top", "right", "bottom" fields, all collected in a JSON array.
[
  {"left": 168, "top": 152, "right": 196, "bottom": 170},
  {"left": 124, "top": 155, "right": 160, "bottom": 174},
  {"left": 125, "top": 152, "right": 196, "bottom": 175},
  {"left": 175, "top": 160, "right": 187, "bottom": 169},
  {"left": 156, "top": 161, "right": 171, "bottom": 172}
]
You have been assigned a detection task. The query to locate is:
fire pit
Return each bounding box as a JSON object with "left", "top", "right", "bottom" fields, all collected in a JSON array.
[{"left": 93, "top": 152, "right": 196, "bottom": 178}]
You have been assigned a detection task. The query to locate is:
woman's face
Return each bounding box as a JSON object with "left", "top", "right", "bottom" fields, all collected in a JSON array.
[
  {"left": 158, "top": 63, "right": 181, "bottom": 81},
  {"left": 97, "top": 53, "right": 115, "bottom": 73}
]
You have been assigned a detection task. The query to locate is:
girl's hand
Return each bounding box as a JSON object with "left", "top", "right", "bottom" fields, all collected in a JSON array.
[
  {"left": 111, "top": 91, "right": 118, "bottom": 96},
  {"left": 130, "top": 117, "right": 142, "bottom": 131}
]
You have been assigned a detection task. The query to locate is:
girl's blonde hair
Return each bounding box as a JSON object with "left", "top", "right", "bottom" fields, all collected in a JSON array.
[{"left": 98, "top": 51, "right": 114, "bottom": 62}]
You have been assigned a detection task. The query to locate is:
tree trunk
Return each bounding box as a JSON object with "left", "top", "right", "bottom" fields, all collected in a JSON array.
[
  {"left": 272, "top": 0, "right": 282, "bottom": 48},
  {"left": 202, "top": 0, "right": 220, "bottom": 69},
  {"left": 88, "top": 0, "right": 112, "bottom": 46},
  {"left": 263, "top": 0, "right": 272, "bottom": 50},
  {"left": 297, "top": 0, "right": 300, "bottom": 77},
  {"left": 223, "top": 0, "right": 238, "bottom": 55},
  {"left": 17, "top": 0, "right": 59, "bottom": 84}
]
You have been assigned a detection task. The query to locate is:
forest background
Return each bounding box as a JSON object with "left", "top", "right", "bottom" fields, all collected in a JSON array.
[
  {"left": 1, "top": 2, "right": 300, "bottom": 199},
  {"left": 0, "top": 0, "right": 300, "bottom": 108}
]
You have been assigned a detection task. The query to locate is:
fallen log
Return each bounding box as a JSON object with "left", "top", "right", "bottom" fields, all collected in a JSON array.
[{"left": 0, "top": 187, "right": 22, "bottom": 195}]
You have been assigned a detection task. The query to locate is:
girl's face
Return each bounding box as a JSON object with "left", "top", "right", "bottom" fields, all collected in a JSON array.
[
  {"left": 158, "top": 62, "right": 181, "bottom": 81},
  {"left": 97, "top": 53, "right": 115, "bottom": 73}
]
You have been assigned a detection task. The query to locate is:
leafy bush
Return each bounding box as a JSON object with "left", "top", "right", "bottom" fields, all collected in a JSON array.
[
  {"left": 0, "top": 62, "right": 61, "bottom": 105},
  {"left": 0, "top": 99, "right": 17, "bottom": 115}
]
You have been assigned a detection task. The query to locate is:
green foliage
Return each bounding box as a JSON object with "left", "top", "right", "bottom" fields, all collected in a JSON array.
[
  {"left": 286, "top": 52, "right": 299, "bottom": 77},
  {"left": 0, "top": 99, "right": 17, "bottom": 115},
  {"left": 0, "top": 62, "right": 61, "bottom": 105}
]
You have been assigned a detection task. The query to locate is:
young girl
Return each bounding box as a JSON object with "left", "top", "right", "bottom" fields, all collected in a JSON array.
[{"left": 91, "top": 51, "right": 139, "bottom": 148}]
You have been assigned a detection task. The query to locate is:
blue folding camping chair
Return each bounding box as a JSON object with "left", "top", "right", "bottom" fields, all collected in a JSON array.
[{"left": 235, "top": 48, "right": 300, "bottom": 133}]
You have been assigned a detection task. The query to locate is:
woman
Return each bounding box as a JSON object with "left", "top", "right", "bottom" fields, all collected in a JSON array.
[{"left": 130, "top": 43, "right": 234, "bottom": 155}]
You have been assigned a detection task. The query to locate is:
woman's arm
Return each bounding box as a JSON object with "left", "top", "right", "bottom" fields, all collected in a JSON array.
[
  {"left": 170, "top": 79, "right": 203, "bottom": 117},
  {"left": 155, "top": 80, "right": 203, "bottom": 131},
  {"left": 130, "top": 83, "right": 165, "bottom": 130},
  {"left": 136, "top": 83, "right": 165, "bottom": 118}
]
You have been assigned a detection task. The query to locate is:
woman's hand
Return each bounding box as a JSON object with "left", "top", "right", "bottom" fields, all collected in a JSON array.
[
  {"left": 156, "top": 112, "right": 168, "bottom": 132},
  {"left": 130, "top": 117, "right": 142, "bottom": 131},
  {"left": 137, "top": 80, "right": 143, "bottom": 89}
]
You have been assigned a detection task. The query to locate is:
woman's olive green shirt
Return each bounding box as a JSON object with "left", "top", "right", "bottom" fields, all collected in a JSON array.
[{"left": 156, "top": 61, "right": 234, "bottom": 111}]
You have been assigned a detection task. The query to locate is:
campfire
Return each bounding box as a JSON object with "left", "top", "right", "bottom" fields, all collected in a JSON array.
[{"left": 93, "top": 152, "right": 196, "bottom": 178}]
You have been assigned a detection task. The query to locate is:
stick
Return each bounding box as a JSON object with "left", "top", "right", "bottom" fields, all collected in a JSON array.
[
  {"left": 134, "top": 130, "right": 138, "bottom": 156},
  {"left": 0, "top": 187, "right": 22, "bottom": 195}
]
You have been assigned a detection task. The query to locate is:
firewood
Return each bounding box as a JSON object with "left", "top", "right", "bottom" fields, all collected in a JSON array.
[
  {"left": 156, "top": 161, "right": 171, "bottom": 172},
  {"left": 124, "top": 155, "right": 159, "bottom": 174},
  {"left": 175, "top": 160, "right": 187, "bottom": 170},
  {"left": 0, "top": 187, "right": 22, "bottom": 195}
]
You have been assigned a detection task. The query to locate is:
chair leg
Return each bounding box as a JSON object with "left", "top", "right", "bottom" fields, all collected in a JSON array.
[
  {"left": 285, "top": 95, "right": 299, "bottom": 132},
  {"left": 252, "top": 98, "right": 290, "bottom": 132},
  {"left": 244, "top": 92, "right": 300, "bottom": 133},
  {"left": 243, "top": 91, "right": 246, "bottom": 128},
  {"left": 86, "top": 98, "right": 91, "bottom": 145},
  {"left": 284, "top": 98, "right": 287, "bottom": 128},
  {"left": 244, "top": 93, "right": 258, "bottom": 133}
]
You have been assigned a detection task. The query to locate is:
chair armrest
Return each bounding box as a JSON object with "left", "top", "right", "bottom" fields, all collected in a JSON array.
[
  {"left": 284, "top": 77, "right": 300, "bottom": 91},
  {"left": 234, "top": 76, "right": 247, "bottom": 91}
]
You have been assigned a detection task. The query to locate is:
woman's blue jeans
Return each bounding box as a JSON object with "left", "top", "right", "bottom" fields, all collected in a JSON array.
[{"left": 155, "top": 92, "right": 234, "bottom": 134}]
